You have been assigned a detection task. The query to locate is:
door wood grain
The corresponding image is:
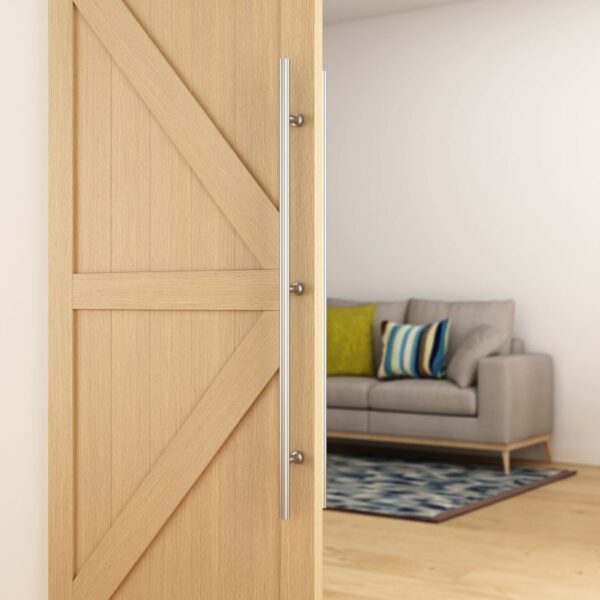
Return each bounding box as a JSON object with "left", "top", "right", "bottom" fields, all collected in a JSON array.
[{"left": 49, "top": 1, "right": 323, "bottom": 598}]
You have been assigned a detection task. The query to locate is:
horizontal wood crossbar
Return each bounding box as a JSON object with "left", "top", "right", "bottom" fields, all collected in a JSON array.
[
  {"left": 72, "top": 270, "right": 279, "bottom": 311},
  {"left": 73, "top": 312, "right": 279, "bottom": 600},
  {"left": 73, "top": 0, "right": 279, "bottom": 269}
]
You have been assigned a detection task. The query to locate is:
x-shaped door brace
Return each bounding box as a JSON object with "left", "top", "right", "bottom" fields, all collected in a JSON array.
[
  {"left": 73, "top": 311, "right": 278, "bottom": 599},
  {"left": 74, "top": 0, "right": 280, "bottom": 270},
  {"left": 70, "top": 0, "right": 282, "bottom": 597}
]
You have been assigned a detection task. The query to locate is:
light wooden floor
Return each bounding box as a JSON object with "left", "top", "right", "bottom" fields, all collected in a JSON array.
[{"left": 324, "top": 461, "right": 600, "bottom": 599}]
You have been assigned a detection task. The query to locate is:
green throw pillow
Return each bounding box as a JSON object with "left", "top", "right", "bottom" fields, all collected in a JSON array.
[{"left": 327, "top": 304, "right": 376, "bottom": 376}]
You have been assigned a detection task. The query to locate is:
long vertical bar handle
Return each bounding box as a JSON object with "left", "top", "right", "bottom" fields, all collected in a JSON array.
[
  {"left": 322, "top": 70, "right": 328, "bottom": 509},
  {"left": 279, "top": 58, "right": 291, "bottom": 520}
]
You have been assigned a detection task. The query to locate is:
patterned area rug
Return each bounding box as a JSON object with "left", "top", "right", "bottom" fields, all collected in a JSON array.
[{"left": 327, "top": 450, "right": 575, "bottom": 522}]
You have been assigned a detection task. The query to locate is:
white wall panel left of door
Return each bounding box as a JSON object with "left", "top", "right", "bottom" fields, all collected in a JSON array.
[{"left": 0, "top": 1, "right": 48, "bottom": 599}]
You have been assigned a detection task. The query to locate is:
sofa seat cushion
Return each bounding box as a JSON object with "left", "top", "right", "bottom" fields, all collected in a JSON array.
[
  {"left": 327, "top": 376, "right": 378, "bottom": 409},
  {"left": 368, "top": 379, "right": 477, "bottom": 416}
]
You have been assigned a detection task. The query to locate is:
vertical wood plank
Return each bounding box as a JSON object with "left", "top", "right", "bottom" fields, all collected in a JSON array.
[
  {"left": 190, "top": 0, "right": 237, "bottom": 273},
  {"left": 73, "top": 10, "right": 113, "bottom": 576},
  {"left": 232, "top": 2, "right": 282, "bottom": 598},
  {"left": 111, "top": 30, "right": 150, "bottom": 274},
  {"left": 313, "top": 10, "right": 326, "bottom": 600},
  {"left": 75, "top": 16, "right": 112, "bottom": 277},
  {"left": 232, "top": 0, "right": 279, "bottom": 337},
  {"left": 234, "top": 0, "right": 279, "bottom": 275},
  {"left": 148, "top": 312, "right": 193, "bottom": 598},
  {"left": 110, "top": 2, "right": 152, "bottom": 598},
  {"left": 313, "top": 52, "right": 326, "bottom": 600},
  {"left": 147, "top": 2, "right": 194, "bottom": 597},
  {"left": 48, "top": 0, "right": 74, "bottom": 597},
  {"left": 281, "top": 1, "right": 324, "bottom": 599},
  {"left": 148, "top": 0, "right": 192, "bottom": 275},
  {"left": 235, "top": 0, "right": 280, "bottom": 208},
  {"left": 187, "top": 310, "right": 237, "bottom": 598},
  {"left": 110, "top": 310, "right": 151, "bottom": 599},
  {"left": 74, "top": 311, "right": 112, "bottom": 571},
  {"left": 187, "top": 2, "right": 238, "bottom": 596}
]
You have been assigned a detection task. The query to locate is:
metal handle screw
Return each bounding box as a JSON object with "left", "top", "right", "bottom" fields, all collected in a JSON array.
[
  {"left": 289, "top": 281, "right": 304, "bottom": 295},
  {"left": 289, "top": 450, "right": 305, "bottom": 464},
  {"left": 289, "top": 114, "right": 304, "bottom": 127}
]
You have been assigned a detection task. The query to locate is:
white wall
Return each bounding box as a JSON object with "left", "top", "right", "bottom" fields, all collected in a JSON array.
[
  {"left": 325, "top": 0, "right": 600, "bottom": 464},
  {"left": 0, "top": 1, "right": 48, "bottom": 598}
]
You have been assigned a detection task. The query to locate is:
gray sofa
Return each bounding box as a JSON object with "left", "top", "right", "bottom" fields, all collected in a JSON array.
[{"left": 327, "top": 298, "right": 554, "bottom": 473}]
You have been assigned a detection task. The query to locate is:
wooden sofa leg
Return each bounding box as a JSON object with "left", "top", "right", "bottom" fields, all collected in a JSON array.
[
  {"left": 501, "top": 449, "right": 511, "bottom": 475},
  {"left": 543, "top": 438, "right": 552, "bottom": 463}
]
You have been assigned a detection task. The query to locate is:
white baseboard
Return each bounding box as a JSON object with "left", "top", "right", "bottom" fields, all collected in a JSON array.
[
  {"left": 545, "top": 444, "right": 600, "bottom": 466},
  {"left": 514, "top": 443, "right": 600, "bottom": 466}
]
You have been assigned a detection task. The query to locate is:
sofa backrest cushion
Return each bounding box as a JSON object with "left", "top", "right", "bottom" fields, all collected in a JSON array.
[
  {"left": 447, "top": 325, "right": 508, "bottom": 388},
  {"left": 328, "top": 298, "right": 408, "bottom": 368},
  {"left": 407, "top": 299, "right": 515, "bottom": 359}
]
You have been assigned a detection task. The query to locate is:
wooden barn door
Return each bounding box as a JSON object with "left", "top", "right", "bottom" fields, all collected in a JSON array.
[{"left": 49, "top": 1, "right": 323, "bottom": 598}]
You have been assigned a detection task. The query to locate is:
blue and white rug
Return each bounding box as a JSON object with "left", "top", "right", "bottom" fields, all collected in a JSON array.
[{"left": 327, "top": 451, "right": 574, "bottom": 522}]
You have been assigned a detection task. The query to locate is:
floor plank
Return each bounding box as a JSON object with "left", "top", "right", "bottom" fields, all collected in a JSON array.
[{"left": 324, "top": 461, "right": 600, "bottom": 599}]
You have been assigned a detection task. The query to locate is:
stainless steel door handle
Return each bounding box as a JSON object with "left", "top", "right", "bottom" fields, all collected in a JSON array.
[
  {"left": 322, "top": 70, "right": 328, "bottom": 510},
  {"left": 280, "top": 58, "right": 305, "bottom": 521}
]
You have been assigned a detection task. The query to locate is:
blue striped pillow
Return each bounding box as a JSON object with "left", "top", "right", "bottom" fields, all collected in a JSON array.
[{"left": 378, "top": 319, "right": 450, "bottom": 379}]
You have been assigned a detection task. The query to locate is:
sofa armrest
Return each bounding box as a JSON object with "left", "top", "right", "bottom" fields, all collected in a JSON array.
[{"left": 477, "top": 354, "right": 553, "bottom": 444}]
